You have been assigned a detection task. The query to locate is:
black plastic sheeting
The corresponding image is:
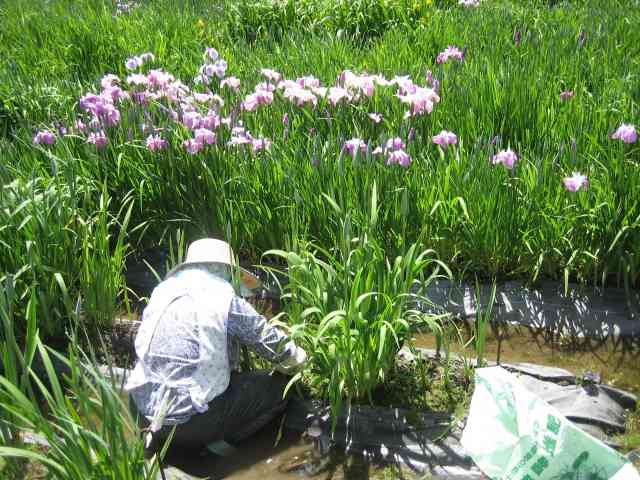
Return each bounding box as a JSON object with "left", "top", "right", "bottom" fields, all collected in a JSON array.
[
  {"left": 283, "top": 358, "right": 638, "bottom": 478},
  {"left": 285, "top": 399, "right": 480, "bottom": 478},
  {"left": 421, "top": 279, "right": 640, "bottom": 340}
]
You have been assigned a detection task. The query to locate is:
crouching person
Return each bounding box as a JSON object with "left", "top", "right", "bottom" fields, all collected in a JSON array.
[{"left": 125, "top": 238, "right": 307, "bottom": 455}]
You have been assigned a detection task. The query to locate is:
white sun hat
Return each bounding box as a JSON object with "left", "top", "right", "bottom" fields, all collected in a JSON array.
[{"left": 165, "top": 238, "right": 261, "bottom": 291}]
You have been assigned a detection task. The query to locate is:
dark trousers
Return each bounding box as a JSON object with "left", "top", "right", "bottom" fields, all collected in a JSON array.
[{"left": 134, "top": 371, "right": 289, "bottom": 452}]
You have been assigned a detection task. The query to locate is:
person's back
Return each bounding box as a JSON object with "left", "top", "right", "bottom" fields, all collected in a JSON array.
[{"left": 125, "top": 239, "right": 306, "bottom": 453}]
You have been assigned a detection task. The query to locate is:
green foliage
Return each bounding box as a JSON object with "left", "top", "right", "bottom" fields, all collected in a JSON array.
[
  {"left": 0, "top": 276, "right": 38, "bottom": 456},
  {"left": 0, "top": 276, "right": 166, "bottom": 479},
  {"left": 0, "top": 174, "right": 133, "bottom": 339},
  {"left": 1, "top": 0, "right": 638, "bottom": 293},
  {"left": 265, "top": 186, "right": 448, "bottom": 420},
  {"left": 617, "top": 402, "right": 640, "bottom": 458},
  {"left": 472, "top": 279, "right": 496, "bottom": 368},
  {"left": 79, "top": 189, "right": 134, "bottom": 328},
  {"left": 0, "top": 0, "right": 639, "bottom": 342}
]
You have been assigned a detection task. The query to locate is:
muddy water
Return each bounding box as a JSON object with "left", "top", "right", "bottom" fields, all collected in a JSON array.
[
  {"left": 413, "top": 324, "right": 640, "bottom": 395},
  {"left": 164, "top": 422, "right": 392, "bottom": 480}
]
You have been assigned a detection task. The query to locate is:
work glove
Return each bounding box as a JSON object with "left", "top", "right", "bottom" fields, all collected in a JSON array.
[{"left": 274, "top": 347, "right": 307, "bottom": 375}]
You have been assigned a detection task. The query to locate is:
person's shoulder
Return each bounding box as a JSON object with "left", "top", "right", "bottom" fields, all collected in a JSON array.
[{"left": 149, "top": 275, "right": 185, "bottom": 298}]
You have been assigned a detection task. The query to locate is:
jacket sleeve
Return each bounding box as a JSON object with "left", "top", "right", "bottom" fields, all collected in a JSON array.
[{"left": 226, "top": 296, "right": 300, "bottom": 364}]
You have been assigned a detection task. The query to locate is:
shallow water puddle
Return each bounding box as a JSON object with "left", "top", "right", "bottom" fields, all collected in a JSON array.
[
  {"left": 163, "top": 425, "right": 391, "bottom": 480},
  {"left": 413, "top": 325, "right": 640, "bottom": 395}
]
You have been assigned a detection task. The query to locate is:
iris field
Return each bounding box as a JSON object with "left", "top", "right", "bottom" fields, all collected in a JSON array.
[{"left": 0, "top": 0, "right": 639, "bottom": 477}]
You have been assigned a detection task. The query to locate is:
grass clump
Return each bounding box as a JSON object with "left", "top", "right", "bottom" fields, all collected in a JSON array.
[
  {"left": 264, "top": 187, "right": 449, "bottom": 419},
  {"left": 0, "top": 175, "right": 133, "bottom": 339},
  {"left": 0, "top": 275, "right": 166, "bottom": 479}
]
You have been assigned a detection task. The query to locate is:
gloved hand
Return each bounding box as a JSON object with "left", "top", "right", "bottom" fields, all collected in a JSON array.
[{"left": 274, "top": 347, "right": 307, "bottom": 375}]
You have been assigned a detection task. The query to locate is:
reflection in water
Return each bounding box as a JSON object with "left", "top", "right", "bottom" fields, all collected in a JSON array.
[
  {"left": 413, "top": 323, "right": 640, "bottom": 395},
  {"left": 162, "top": 422, "right": 396, "bottom": 480}
]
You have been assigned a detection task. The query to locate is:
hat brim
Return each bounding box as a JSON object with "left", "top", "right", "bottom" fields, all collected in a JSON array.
[{"left": 164, "top": 261, "right": 262, "bottom": 291}]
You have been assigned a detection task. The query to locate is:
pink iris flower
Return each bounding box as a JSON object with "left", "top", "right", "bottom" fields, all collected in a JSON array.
[
  {"left": 397, "top": 86, "right": 440, "bottom": 117},
  {"left": 220, "top": 76, "right": 240, "bottom": 91},
  {"left": 277, "top": 79, "right": 298, "bottom": 90},
  {"left": 33, "top": 130, "right": 56, "bottom": 146},
  {"left": 251, "top": 138, "right": 272, "bottom": 153},
  {"left": 436, "top": 46, "right": 464, "bottom": 64},
  {"left": 79, "top": 94, "right": 105, "bottom": 113},
  {"left": 87, "top": 131, "right": 108, "bottom": 149},
  {"left": 193, "top": 92, "right": 214, "bottom": 104},
  {"left": 385, "top": 137, "right": 405, "bottom": 152},
  {"left": 560, "top": 90, "right": 574, "bottom": 101},
  {"left": 344, "top": 138, "right": 367, "bottom": 159},
  {"left": 146, "top": 134, "right": 168, "bottom": 152},
  {"left": 126, "top": 74, "right": 149, "bottom": 86},
  {"left": 255, "top": 82, "right": 276, "bottom": 93},
  {"left": 242, "top": 91, "right": 274, "bottom": 112},
  {"left": 425, "top": 70, "right": 435, "bottom": 87},
  {"left": 182, "top": 112, "right": 202, "bottom": 130},
  {"left": 147, "top": 69, "right": 173, "bottom": 88},
  {"left": 563, "top": 172, "right": 589, "bottom": 192},
  {"left": 228, "top": 125, "right": 254, "bottom": 147},
  {"left": 100, "top": 74, "right": 120, "bottom": 89},
  {"left": 296, "top": 76, "right": 321, "bottom": 88},
  {"left": 97, "top": 103, "right": 121, "bottom": 127},
  {"left": 74, "top": 119, "right": 87, "bottom": 132},
  {"left": 610, "top": 123, "right": 637, "bottom": 144},
  {"left": 102, "top": 85, "right": 128, "bottom": 103},
  {"left": 327, "top": 87, "right": 350, "bottom": 107},
  {"left": 261, "top": 69, "right": 282, "bottom": 83},
  {"left": 183, "top": 138, "right": 203, "bottom": 154},
  {"left": 368, "top": 113, "right": 382, "bottom": 124},
  {"left": 194, "top": 128, "right": 216, "bottom": 145},
  {"left": 131, "top": 91, "right": 150, "bottom": 105},
  {"left": 125, "top": 52, "right": 154, "bottom": 71},
  {"left": 492, "top": 148, "right": 518, "bottom": 169},
  {"left": 213, "top": 60, "right": 228, "bottom": 78},
  {"left": 202, "top": 112, "right": 220, "bottom": 130},
  {"left": 432, "top": 130, "right": 458, "bottom": 148},
  {"left": 204, "top": 48, "right": 219, "bottom": 61},
  {"left": 311, "top": 87, "right": 328, "bottom": 98},
  {"left": 283, "top": 85, "right": 317, "bottom": 108},
  {"left": 125, "top": 56, "right": 142, "bottom": 70},
  {"left": 201, "top": 61, "right": 227, "bottom": 79},
  {"left": 339, "top": 70, "right": 377, "bottom": 97},
  {"left": 386, "top": 149, "right": 411, "bottom": 167},
  {"left": 394, "top": 76, "right": 416, "bottom": 94}
]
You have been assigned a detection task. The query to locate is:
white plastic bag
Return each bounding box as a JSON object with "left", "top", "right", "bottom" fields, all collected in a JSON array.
[{"left": 461, "top": 367, "right": 639, "bottom": 480}]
